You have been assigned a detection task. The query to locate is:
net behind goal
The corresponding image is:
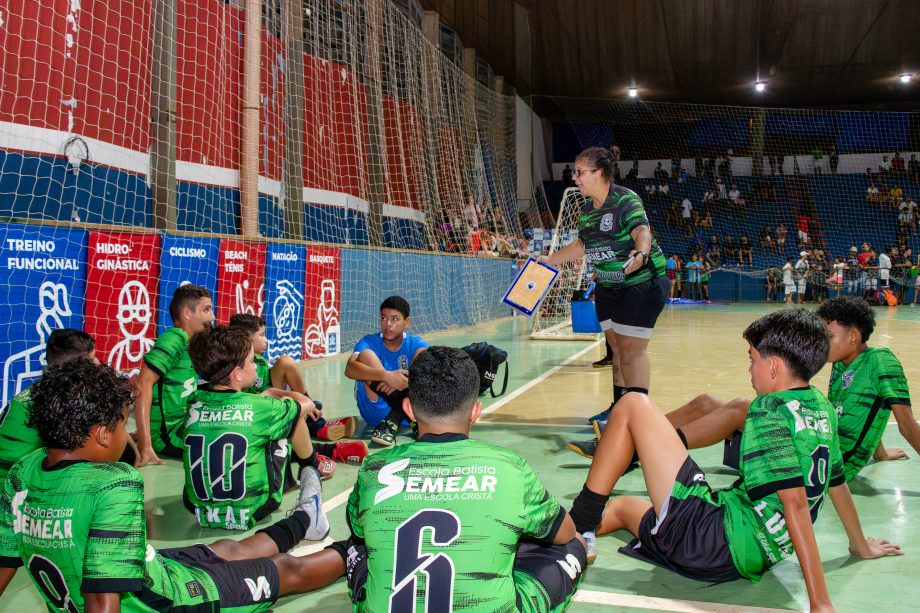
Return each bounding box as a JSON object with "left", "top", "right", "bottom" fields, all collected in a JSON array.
[
  {"left": 0, "top": 0, "right": 533, "bottom": 401},
  {"left": 530, "top": 188, "right": 600, "bottom": 340}
]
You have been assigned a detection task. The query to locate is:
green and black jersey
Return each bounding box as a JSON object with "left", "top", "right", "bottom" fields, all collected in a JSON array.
[
  {"left": 182, "top": 386, "right": 300, "bottom": 530},
  {"left": 347, "top": 433, "right": 566, "bottom": 612},
  {"left": 0, "top": 450, "right": 232, "bottom": 612},
  {"left": 578, "top": 186, "right": 667, "bottom": 288},
  {"left": 144, "top": 327, "right": 198, "bottom": 453},
  {"left": 244, "top": 353, "right": 273, "bottom": 394},
  {"left": 717, "top": 387, "right": 845, "bottom": 581},
  {"left": 829, "top": 347, "right": 911, "bottom": 481},
  {"left": 0, "top": 388, "right": 42, "bottom": 481}
]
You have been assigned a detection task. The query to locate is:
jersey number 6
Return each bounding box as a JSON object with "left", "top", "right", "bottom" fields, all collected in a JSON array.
[{"left": 390, "top": 509, "right": 461, "bottom": 612}]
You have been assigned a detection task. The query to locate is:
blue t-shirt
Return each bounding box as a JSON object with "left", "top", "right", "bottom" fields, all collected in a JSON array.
[{"left": 353, "top": 332, "right": 429, "bottom": 371}]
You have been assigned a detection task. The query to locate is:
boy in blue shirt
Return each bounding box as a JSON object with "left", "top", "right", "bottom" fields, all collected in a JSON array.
[{"left": 344, "top": 296, "right": 428, "bottom": 447}]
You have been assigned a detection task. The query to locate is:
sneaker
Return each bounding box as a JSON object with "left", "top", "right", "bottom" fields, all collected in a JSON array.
[
  {"left": 316, "top": 416, "right": 358, "bottom": 441},
  {"left": 312, "top": 453, "right": 337, "bottom": 480},
  {"left": 409, "top": 420, "right": 419, "bottom": 439},
  {"left": 583, "top": 531, "right": 597, "bottom": 564},
  {"left": 592, "top": 357, "right": 612, "bottom": 368},
  {"left": 593, "top": 419, "right": 606, "bottom": 439},
  {"left": 371, "top": 419, "right": 398, "bottom": 447},
  {"left": 587, "top": 403, "right": 613, "bottom": 425},
  {"left": 566, "top": 438, "right": 598, "bottom": 459},
  {"left": 331, "top": 440, "right": 368, "bottom": 466},
  {"left": 297, "top": 466, "right": 330, "bottom": 541}
]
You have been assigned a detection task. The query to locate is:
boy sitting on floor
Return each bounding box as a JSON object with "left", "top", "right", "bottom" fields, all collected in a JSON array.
[
  {"left": 568, "top": 309, "right": 900, "bottom": 613},
  {"left": 184, "top": 326, "right": 363, "bottom": 529},
  {"left": 342, "top": 346, "right": 587, "bottom": 611},
  {"left": 0, "top": 359, "right": 347, "bottom": 612}
]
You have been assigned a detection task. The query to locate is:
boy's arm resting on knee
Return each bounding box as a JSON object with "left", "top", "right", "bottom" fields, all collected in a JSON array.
[
  {"left": 83, "top": 591, "right": 121, "bottom": 613},
  {"left": 344, "top": 353, "right": 387, "bottom": 382},
  {"left": 0, "top": 566, "right": 17, "bottom": 595},
  {"left": 828, "top": 483, "right": 903, "bottom": 559},
  {"left": 552, "top": 511, "right": 577, "bottom": 545},
  {"left": 776, "top": 487, "right": 833, "bottom": 612},
  {"left": 133, "top": 366, "right": 165, "bottom": 466}
]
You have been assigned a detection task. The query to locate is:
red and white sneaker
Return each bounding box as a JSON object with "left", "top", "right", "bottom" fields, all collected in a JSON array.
[
  {"left": 316, "top": 417, "right": 358, "bottom": 441},
  {"left": 331, "top": 440, "right": 368, "bottom": 466},
  {"left": 313, "top": 453, "right": 337, "bottom": 480}
]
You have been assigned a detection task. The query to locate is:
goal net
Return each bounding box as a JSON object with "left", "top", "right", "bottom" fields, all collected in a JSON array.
[
  {"left": 541, "top": 96, "right": 920, "bottom": 304},
  {"left": 530, "top": 187, "right": 599, "bottom": 340},
  {"left": 0, "top": 0, "right": 536, "bottom": 399}
]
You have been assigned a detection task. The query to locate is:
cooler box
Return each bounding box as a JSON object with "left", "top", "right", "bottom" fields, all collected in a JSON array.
[{"left": 571, "top": 300, "right": 602, "bottom": 333}]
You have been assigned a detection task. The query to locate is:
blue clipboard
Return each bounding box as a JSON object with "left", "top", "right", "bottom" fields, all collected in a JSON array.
[{"left": 502, "top": 258, "right": 560, "bottom": 317}]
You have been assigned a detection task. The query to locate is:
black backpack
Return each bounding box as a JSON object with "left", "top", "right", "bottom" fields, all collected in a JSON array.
[{"left": 462, "top": 342, "right": 509, "bottom": 398}]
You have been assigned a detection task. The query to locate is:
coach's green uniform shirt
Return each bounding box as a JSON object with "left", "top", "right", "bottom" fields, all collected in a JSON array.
[
  {"left": 346, "top": 433, "right": 567, "bottom": 612},
  {"left": 0, "top": 389, "right": 42, "bottom": 481},
  {"left": 828, "top": 347, "right": 911, "bottom": 481},
  {"left": 182, "top": 386, "right": 300, "bottom": 530},
  {"left": 578, "top": 186, "right": 666, "bottom": 288},
  {"left": 0, "top": 450, "right": 249, "bottom": 612},
  {"left": 244, "top": 353, "right": 273, "bottom": 394},
  {"left": 144, "top": 327, "right": 197, "bottom": 453},
  {"left": 717, "top": 387, "right": 845, "bottom": 581}
]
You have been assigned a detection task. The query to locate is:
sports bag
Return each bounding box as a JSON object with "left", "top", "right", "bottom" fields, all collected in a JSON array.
[{"left": 461, "top": 342, "right": 509, "bottom": 397}]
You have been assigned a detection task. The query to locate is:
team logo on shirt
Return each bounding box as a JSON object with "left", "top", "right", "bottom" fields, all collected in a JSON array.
[
  {"left": 375, "top": 458, "right": 498, "bottom": 504},
  {"left": 599, "top": 213, "right": 614, "bottom": 232},
  {"left": 398, "top": 355, "right": 410, "bottom": 370},
  {"left": 841, "top": 371, "right": 854, "bottom": 389}
]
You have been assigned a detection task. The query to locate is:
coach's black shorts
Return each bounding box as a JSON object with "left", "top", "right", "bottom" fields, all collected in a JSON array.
[
  {"left": 159, "top": 544, "right": 280, "bottom": 608},
  {"left": 619, "top": 457, "right": 742, "bottom": 583},
  {"left": 595, "top": 276, "right": 669, "bottom": 339}
]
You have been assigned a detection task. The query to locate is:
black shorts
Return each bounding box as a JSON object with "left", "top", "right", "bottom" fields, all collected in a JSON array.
[
  {"left": 618, "top": 457, "right": 742, "bottom": 583},
  {"left": 595, "top": 276, "right": 669, "bottom": 339},
  {"left": 159, "top": 544, "right": 280, "bottom": 608}
]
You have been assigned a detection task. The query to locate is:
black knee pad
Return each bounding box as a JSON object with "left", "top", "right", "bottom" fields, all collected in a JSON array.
[{"left": 514, "top": 539, "right": 586, "bottom": 608}]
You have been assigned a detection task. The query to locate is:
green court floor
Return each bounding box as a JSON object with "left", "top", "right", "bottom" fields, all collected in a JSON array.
[{"left": 2, "top": 306, "right": 919, "bottom": 612}]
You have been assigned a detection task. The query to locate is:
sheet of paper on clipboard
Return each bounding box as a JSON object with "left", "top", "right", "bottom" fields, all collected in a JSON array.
[{"left": 502, "top": 258, "right": 559, "bottom": 316}]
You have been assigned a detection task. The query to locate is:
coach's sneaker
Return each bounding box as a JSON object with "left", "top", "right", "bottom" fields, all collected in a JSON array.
[
  {"left": 311, "top": 453, "right": 337, "bottom": 480},
  {"left": 593, "top": 419, "right": 607, "bottom": 439},
  {"left": 587, "top": 402, "right": 614, "bottom": 426},
  {"left": 592, "top": 356, "right": 612, "bottom": 368},
  {"left": 331, "top": 440, "right": 368, "bottom": 466},
  {"left": 297, "top": 466, "right": 330, "bottom": 541},
  {"left": 583, "top": 531, "right": 597, "bottom": 564},
  {"left": 371, "top": 419, "right": 398, "bottom": 447},
  {"left": 316, "top": 416, "right": 358, "bottom": 441},
  {"left": 567, "top": 438, "right": 598, "bottom": 459}
]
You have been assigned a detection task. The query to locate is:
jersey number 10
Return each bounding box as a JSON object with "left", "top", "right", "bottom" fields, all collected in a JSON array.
[{"left": 186, "top": 433, "right": 248, "bottom": 501}]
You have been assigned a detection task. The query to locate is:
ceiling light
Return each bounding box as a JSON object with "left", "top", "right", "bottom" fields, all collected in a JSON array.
[
  {"left": 755, "top": 81, "right": 766, "bottom": 92},
  {"left": 900, "top": 74, "right": 912, "bottom": 84},
  {"left": 627, "top": 86, "right": 638, "bottom": 98}
]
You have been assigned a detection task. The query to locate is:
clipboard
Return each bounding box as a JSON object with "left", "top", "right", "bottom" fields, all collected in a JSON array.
[{"left": 502, "top": 258, "right": 560, "bottom": 316}]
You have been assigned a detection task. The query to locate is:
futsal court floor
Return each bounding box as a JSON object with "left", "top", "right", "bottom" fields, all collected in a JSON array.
[{"left": 3, "top": 304, "right": 919, "bottom": 612}]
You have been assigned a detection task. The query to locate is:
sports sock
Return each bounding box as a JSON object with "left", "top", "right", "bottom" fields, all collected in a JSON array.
[
  {"left": 312, "top": 442, "right": 335, "bottom": 456},
  {"left": 613, "top": 385, "right": 627, "bottom": 405},
  {"left": 624, "top": 386, "right": 649, "bottom": 395},
  {"left": 384, "top": 407, "right": 406, "bottom": 425},
  {"left": 570, "top": 485, "right": 608, "bottom": 534},
  {"left": 255, "top": 510, "right": 309, "bottom": 553}
]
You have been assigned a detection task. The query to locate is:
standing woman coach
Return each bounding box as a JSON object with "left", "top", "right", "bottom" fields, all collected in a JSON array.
[{"left": 540, "top": 147, "right": 669, "bottom": 432}]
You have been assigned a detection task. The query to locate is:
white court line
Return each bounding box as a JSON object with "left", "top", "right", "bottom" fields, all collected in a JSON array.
[
  {"left": 481, "top": 420, "right": 588, "bottom": 429},
  {"left": 571, "top": 589, "right": 799, "bottom": 613},
  {"left": 480, "top": 339, "right": 603, "bottom": 417}
]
